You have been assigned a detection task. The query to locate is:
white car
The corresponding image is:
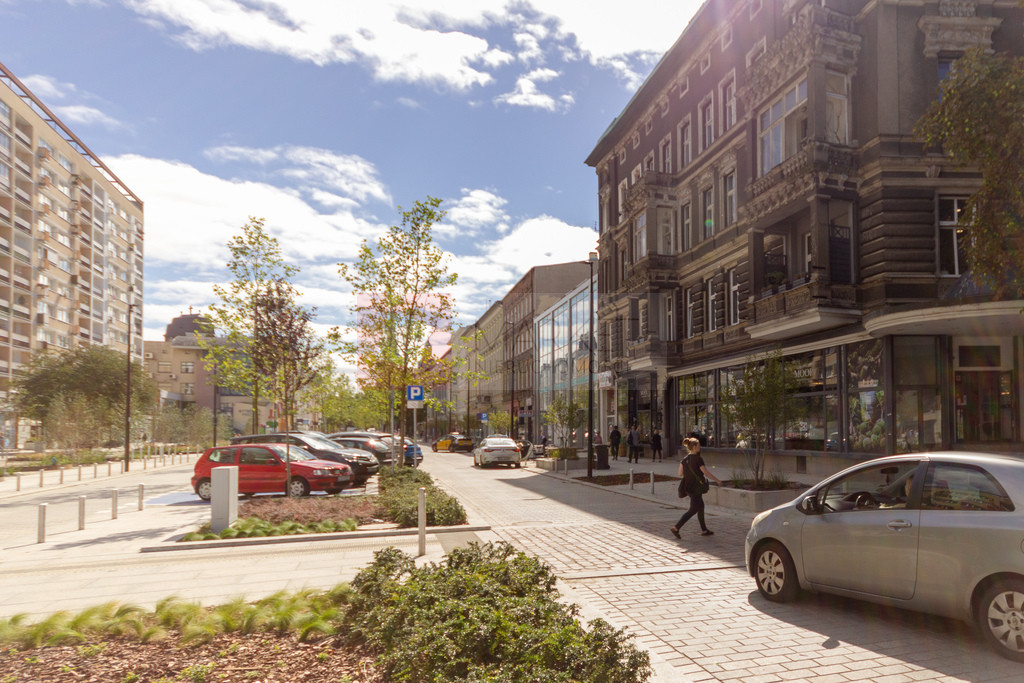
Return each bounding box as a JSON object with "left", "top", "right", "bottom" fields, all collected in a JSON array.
[{"left": 473, "top": 437, "right": 522, "bottom": 468}]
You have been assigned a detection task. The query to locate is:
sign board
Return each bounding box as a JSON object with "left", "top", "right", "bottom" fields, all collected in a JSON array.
[
  {"left": 480, "top": 412, "right": 488, "bottom": 423},
  {"left": 407, "top": 385, "right": 424, "bottom": 409}
]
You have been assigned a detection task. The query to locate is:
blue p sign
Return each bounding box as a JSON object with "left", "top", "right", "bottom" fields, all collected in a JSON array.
[{"left": 407, "top": 385, "right": 424, "bottom": 401}]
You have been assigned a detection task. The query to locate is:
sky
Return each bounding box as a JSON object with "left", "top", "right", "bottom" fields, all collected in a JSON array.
[{"left": 0, "top": 0, "right": 705, "bottom": 353}]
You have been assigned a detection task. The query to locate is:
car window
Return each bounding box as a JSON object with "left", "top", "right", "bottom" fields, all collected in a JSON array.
[
  {"left": 483, "top": 438, "right": 516, "bottom": 447},
  {"left": 265, "top": 444, "right": 316, "bottom": 461},
  {"left": 921, "top": 463, "right": 1015, "bottom": 512},
  {"left": 240, "top": 446, "right": 278, "bottom": 465},
  {"left": 207, "top": 448, "right": 237, "bottom": 464},
  {"left": 816, "top": 461, "right": 920, "bottom": 512}
]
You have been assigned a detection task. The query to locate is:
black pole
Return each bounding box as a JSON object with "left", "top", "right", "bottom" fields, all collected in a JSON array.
[{"left": 587, "top": 254, "right": 596, "bottom": 479}]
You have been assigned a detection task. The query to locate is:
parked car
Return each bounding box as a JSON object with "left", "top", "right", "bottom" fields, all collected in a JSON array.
[
  {"left": 333, "top": 431, "right": 424, "bottom": 466},
  {"left": 191, "top": 443, "right": 352, "bottom": 500},
  {"left": 327, "top": 433, "right": 393, "bottom": 466},
  {"left": 473, "top": 436, "right": 522, "bottom": 468},
  {"left": 230, "top": 431, "right": 379, "bottom": 486},
  {"left": 745, "top": 452, "right": 1024, "bottom": 661},
  {"left": 433, "top": 432, "right": 474, "bottom": 452}
]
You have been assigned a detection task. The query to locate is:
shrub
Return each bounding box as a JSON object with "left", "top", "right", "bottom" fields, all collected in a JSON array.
[
  {"left": 377, "top": 468, "right": 467, "bottom": 527},
  {"left": 343, "top": 542, "right": 650, "bottom": 682}
]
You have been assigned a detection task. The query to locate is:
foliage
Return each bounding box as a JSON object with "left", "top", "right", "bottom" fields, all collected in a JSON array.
[
  {"left": 336, "top": 197, "right": 459, "bottom": 439},
  {"left": 720, "top": 348, "right": 801, "bottom": 488},
  {"left": 916, "top": 47, "right": 1024, "bottom": 295},
  {"left": 43, "top": 396, "right": 104, "bottom": 462},
  {"left": 181, "top": 516, "right": 359, "bottom": 542},
  {"left": 486, "top": 408, "right": 512, "bottom": 436},
  {"left": 343, "top": 542, "right": 651, "bottom": 682},
  {"left": 198, "top": 217, "right": 300, "bottom": 434},
  {"left": 300, "top": 362, "right": 385, "bottom": 432},
  {"left": 377, "top": 467, "right": 467, "bottom": 527},
  {"left": 152, "top": 404, "right": 230, "bottom": 449},
  {"left": 12, "top": 346, "right": 157, "bottom": 449},
  {"left": 542, "top": 394, "right": 585, "bottom": 448}
]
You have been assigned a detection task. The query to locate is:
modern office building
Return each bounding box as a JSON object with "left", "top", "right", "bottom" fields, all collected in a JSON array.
[
  {"left": 585, "top": 0, "right": 1024, "bottom": 471},
  {"left": 1, "top": 62, "right": 144, "bottom": 447}
]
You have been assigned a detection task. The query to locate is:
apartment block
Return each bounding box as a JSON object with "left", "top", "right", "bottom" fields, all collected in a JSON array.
[
  {"left": 0, "top": 62, "right": 143, "bottom": 446},
  {"left": 586, "top": 0, "right": 1024, "bottom": 471}
]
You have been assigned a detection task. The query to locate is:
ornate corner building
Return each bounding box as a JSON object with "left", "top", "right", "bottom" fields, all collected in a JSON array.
[
  {"left": 1, "top": 62, "right": 144, "bottom": 447},
  {"left": 585, "top": 0, "right": 1024, "bottom": 468}
]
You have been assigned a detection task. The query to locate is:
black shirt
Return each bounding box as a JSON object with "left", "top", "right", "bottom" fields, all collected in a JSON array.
[{"left": 682, "top": 453, "right": 706, "bottom": 492}]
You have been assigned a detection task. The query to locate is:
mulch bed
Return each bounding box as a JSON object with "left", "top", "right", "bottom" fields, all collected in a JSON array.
[
  {"left": 0, "top": 631, "right": 383, "bottom": 682},
  {"left": 237, "top": 496, "right": 386, "bottom": 525}
]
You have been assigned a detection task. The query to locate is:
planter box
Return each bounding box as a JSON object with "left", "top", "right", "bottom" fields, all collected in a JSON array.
[
  {"left": 535, "top": 456, "right": 589, "bottom": 472},
  {"left": 705, "top": 485, "right": 805, "bottom": 513}
]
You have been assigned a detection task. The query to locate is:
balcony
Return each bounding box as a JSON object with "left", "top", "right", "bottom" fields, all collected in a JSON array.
[
  {"left": 622, "top": 253, "right": 677, "bottom": 293},
  {"left": 746, "top": 141, "right": 858, "bottom": 223},
  {"left": 623, "top": 171, "right": 677, "bottom": 214},
  {"left": 747, "top": 279, "right": 861, "bottom": 340},
  {"left": 625, "top": 336, "right": 681, "bottom": 369}
]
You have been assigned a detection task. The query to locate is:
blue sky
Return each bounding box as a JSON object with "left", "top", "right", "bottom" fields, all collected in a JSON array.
[{"left": 0, "top": 0, "right": 704, "bottom": 349}]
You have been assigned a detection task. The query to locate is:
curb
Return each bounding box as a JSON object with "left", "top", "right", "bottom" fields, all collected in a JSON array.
[{"left": 141, "top": 524, "right": 493, "bottom": 553}]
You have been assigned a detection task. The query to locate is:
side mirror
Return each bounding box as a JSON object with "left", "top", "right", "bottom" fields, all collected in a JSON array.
[{"left": 799, "top": 495, "right": 821, "bottom": 515}]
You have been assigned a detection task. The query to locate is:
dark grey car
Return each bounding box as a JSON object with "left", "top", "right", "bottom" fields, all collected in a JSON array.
[
  {"left": 745, "top": 452, "right": 1024, "bottom": 661},
  {"left": 230, "top": 431, "right": 379, "bottom": 486}
]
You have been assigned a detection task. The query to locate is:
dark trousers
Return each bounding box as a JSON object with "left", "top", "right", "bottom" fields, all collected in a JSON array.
[
  {"left": 628, "top": 445, "right": 640, "bottom": 462},
  {"left": 651, "top": 446, "right": 663, "bottom": 461},
  {"left": 610, "top": 442, "right": 620, "bottom": 459},
  {"left": 674, "top": 492, "right": 708, "bottom": 532}
]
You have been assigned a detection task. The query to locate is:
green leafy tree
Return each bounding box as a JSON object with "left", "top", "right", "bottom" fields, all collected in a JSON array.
[
  {"left": 44, "top": 396, "right": 105, "bottom": 462},
  {"left": 543, "top": 394, "right": 585, "bottom": 450},
  {"left": 337, "top": 197, "right": 459, "bottom": 443},
  {"left": 13, "top": 346, "right": 157, "bottom": 449},
  {"left": 487, "top": 408, "right": 511, "bottom": 436},
  {"left": 199, "top": 217, "right": 299, "bottom": 433},
  {"left": 916, "top": 47, "right": 1024, "bottom": 295},
  {"left": 720, "top": 348, "right": 801, "bottom": 488}
]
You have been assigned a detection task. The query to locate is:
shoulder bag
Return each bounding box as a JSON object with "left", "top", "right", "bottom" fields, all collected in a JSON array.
[{"left": 687, "top": 456, "right": 710, "bottom": 494}]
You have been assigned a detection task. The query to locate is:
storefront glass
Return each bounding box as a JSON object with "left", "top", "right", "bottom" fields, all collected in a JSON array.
[{"left": 847, "top": 339, "right": 887, "bottom": 453}]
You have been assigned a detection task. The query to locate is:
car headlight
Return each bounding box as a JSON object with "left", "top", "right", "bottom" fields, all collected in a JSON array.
[
  {"left": 312, "top": 469, "right": 329, "bottom": 476},
  {"left": 751, "top": 509, "right": 772, "bottom": 527}
]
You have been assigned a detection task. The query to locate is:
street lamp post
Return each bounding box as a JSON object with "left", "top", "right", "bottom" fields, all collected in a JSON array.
[
  {"left": 586, "top": 251, "right": 597, "bottom": 479},
  {"left": 124, "top": 294, "right": 136, "bottom": 472}
]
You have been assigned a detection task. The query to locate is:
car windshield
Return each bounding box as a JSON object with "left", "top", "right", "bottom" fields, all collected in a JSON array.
[
  {"left": 295, "top": 433, "right": 344, "bottom": 450},
  {"left": 484, "top": 438, "right": 517, "bottom": 447},
  {"left": 266, "top": 444, "right": 316, "bottom": 461}
]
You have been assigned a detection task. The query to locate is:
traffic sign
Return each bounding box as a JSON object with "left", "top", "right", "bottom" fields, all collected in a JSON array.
[{"left": 407, "top": 385, "right": 424, "bottom": 401}]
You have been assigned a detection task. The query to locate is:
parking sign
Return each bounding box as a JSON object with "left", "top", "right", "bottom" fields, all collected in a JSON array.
[{"left": 407, "top": 385, "right": 424, "bottom": 401}]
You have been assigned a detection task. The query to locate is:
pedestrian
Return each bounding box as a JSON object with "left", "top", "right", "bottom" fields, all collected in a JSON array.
[
  {"left": 627, "top": 425, "right": 640, "bottom": 463},
  {"left": 594, "top": 431, "right": 603, "bottom": 445},
  {"left": 650, "top": 429, "right": 663, "bottom": 461},
  {"left": 670, "top": 436, "right": 723, "bottom": 538},
  {"left": 609, "top": 425, "right": 621, "bottom": 460}
]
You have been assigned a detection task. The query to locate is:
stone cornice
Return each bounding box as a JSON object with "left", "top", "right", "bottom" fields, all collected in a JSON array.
[{"left": 918, "top": 13, "right": 1002, "bottom": 56}]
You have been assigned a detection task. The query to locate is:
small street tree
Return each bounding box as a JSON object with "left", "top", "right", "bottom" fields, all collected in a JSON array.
[
  {"left": 199, "top": 217, "right": 299, "bottom": 434},
  {"left": 542, "top": 394, "right": 585, "bottom": 452},
  {"left": 487, "top": 408, "right": 511, "bottom": 436},
  {"left": 337, "top": 196, "right": 459, "bottom": 447},
  {"left": 916, "top": 47, "right": 1024, "bottom": 295},
  {"left": 720, "top": 348, "right": 800, "bottom": 489}
]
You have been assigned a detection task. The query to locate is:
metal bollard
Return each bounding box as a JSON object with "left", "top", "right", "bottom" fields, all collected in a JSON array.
[
  {"left": 143, "top": 456, "right": 148, "bottom": 471},
  {"left": 650, "top": 470, "right": 655, "bottom": 494},
  {"left": 138, "top": 484, "right": 144, "bottom": 511},
  {"left": 120, "top": 460, "right": 124, "bottom": 474},
  {"left": 112, "top": 489, "right": 118, "bottom": 519},
  {"left": 79, "top": 495, "right": 86, "bottom": 530},
  {"left": 108, "top": 461, "right": 112, "bottom": 477},
  {"left": 60, "top": 466, "right": 65, "bottom": 484},
  {"left": 93, "top": 463, "right": 98, "bottom": 479},
  {"left": 417, "top": 487, "right": 426, "bottom": 557},
  {"left": 16, "top": 472, "right": 22, "bottom": 491},
  {"left": 39, "top": 468, "right": 44, "bottom": 488},
  {"left": 38, "top": 503, "right": 47, "bottom": 543},
  {"left": 78, "top": 465, "right": 82, "bottom": 481},
  {"left": 629, "top": 469, "right": 635, "bottom": 489}
]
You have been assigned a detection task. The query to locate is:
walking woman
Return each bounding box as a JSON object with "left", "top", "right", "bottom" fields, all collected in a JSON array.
[{"left": 670, "top": 436, "right": 723, "bottom": 538}]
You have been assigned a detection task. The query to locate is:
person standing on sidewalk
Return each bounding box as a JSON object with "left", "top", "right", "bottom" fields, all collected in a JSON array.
[
  {"left": 609, "top": 426, "right": 622, "bottom": 460},
  {"left": 671, "top": 437, "right": 723, "bottom": 538},
  {"left": 650, "top": 429, "right": 663, "bottom": 461},
  {"left": 626, "top": 425, "right": 641, "bottom": 463}
]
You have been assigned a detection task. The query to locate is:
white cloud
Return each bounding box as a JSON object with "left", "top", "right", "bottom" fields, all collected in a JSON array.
[
  {"left": 53, "top": 105, "right": 124, "bottom": 130},
  {"left": 495, "top": 68, "right": 569, "bottom": 112},
  {"left": 20, "top": 74, "right": 74, "bottom": 100},
  {"left": 441, "top": 189, "right": 509, "bottom": 238}
]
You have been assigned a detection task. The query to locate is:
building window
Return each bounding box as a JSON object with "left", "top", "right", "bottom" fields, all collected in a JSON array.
[
  {"left": 658, "top": 207, "right": 675, "bottom": 254},
  {"left": 662, "top": 293, "right": 676, "bottom": 341},
  {"left": 721, "top": 75, "right": 736, "bottom": 132},
  {"left": 759, "top": 79, "right": 808, "bottom": 175},
  {"left": 723, "top": 172, "right": 736, "bottom": 226},
  {"left": 644, "top": 118, "right": 653, "bottom": 134},
  {"left": 678, "top": 119, "right": 692, "bottom": 168},
  {"left": 617, "top": 179, "right": 629, "bottom": 221},
  {"left": 728, "top": 268, "right": 740, "bottom": 326},
  {"left": 746, "top": 37, "right": 766, "bottom": 67},
  {"left": 706, "top": 279, "right": 718, "bottom": 333},
  {"left": 701, "top": 187, "right": 715, "bottom": 240},
  {"left": 686, "top": 287, "right": 697, "bottom": 338},
  {"left": 631, "top": 164, "right": 642, "bottom": 185},
  {"left": 700, "top": 52, "right": 711, "bottom": 74},
  {"left": 700, "top": 97, "right": 715, "bottom": 150},
  {"left": 633, "top": 214, "right": 647, "bottom": 262},
  {"left": 644, "top": 152, "right": 655, "bottom": 173},
  {"left": 659, "top": 135, "right": 672, "bottom": 173},
  {"left": 825, "top": 71, "right": 849, "bottom": 144},
  {"left": 750, "top": 0, "right": 763, "bottom": 19},
  {"left": 720, "top": 26, "right": 733, "bottom": 50},
  {"left": 181, "top": 361, "right": 195, "bottom": 374},
  {"left": 182, "top": 383, "right": 194, "bottom": 395},
  {"left": 681, "top": 203, "right": 692, "bottom": 251},
  {"left": 803, "top": 232, "right": 813, "bottom": 278},
  {"left": 939, "top": 196, "right": 969, "bottom": 275},
  {"left": 632, "top": 132, "right": 640, "bottom": 148},
  {"left": 158, "top": 362, "right": 172, "bottom": 373},
  {"left": 678, "top": 76, "right": 689, "bottom": 98}
]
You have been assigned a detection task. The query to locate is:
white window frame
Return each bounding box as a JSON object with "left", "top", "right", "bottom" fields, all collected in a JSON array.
[
  {"left": 701, "top": 187, "right": 715, "bottom": 240},
  {"left": 678, "top": 117, "right": 692, "bottom": 168},
  {"left": 721, "top": 25, "right": 733, "bottom": 50},
  {"left": 681, "top": 202, "right": 692, "bottom": 251},
  {"left": 825, "top": 70, "right": 850, "bottom": 144},
  {"left": 633, "top": 214, "right": 647, "bottom": 262},
  {"left": 706, "top": 279, "right": 718, "bottom": 333},
  {"left": 728, "top": 268, "right": 741, "bottom": 326},
  {"left": 723, "top": 171, "right": 737, "bottom": 227},
  {"left": 938, "top": 196, "right": 969, "bottom": 276},
  {"left": 685, "top": 287, "right": 697, "bottom": 338},
  {"left": 720, "top": 71, "right": 737, "bottom": 132},
  {"left": 746, "top": 37, "right": 767, "bottom": 68},
  {"left": 617, "top": 179, "right": 629, "bottom": 222},
  {"left": 678, "top": 76, "right": 690, "bottom": 99},
  {"left": 662, "top": 293, "right": 677, "bottom": 341},
  {"left": 750, "top": 0, "right": 763, "bottom": 19},
  {"left": 659, "top": 134, "right": 673, "bottom": 173},
  {"left": 700, "top": 51, "right": 711, "bottom": 74},
  {"left": 700, "top": 96, "right": 715, "bottom": 151},
  {"left": 759, "top": 79, "right": 808, "bottom": 176}
]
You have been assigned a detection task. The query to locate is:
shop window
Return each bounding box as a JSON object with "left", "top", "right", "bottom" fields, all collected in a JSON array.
[{"left": 938, "top": 196, "right": 969, "bottom": 275}]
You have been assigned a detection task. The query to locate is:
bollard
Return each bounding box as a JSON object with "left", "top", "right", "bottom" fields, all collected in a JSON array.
[
  {"left": 138, "top": 484, "right": 144, "bottom": 511},
  {"left": 108, "top": 461, "right": 112, "bottom": 477},
  {"left": 93, "top": 463, "right": 98, "bottom": 479},
  {"left": 564, "top": 458, "right": 569, "bottom": 475},
  {"left": 144, "top": 456, "right": 148, "bottom": 471},
  {"left": 650, "top": 470, "right": 655, "bottom": 494},
  {"left": 120, "top": 460, "right": 124, "bottom": 474},
  {"left": 39, "top": 468, "right": 44, "bottom": 488},
  {"left": 60, "top": 466, "right": 65, "bottom": 484},
  {"left": 78, "top": 465, "right": 82, "bottom": 481},
  {"left": 629, "top": 469, "right": 635, "bottom": 489},
  {"left": 112, "top": 489, "right": 118, "bottom": 519},
  {"left": 16, "top": 472, "right": 22, "bottom": 491},
  {"left": 38, "top": 503, "right": 47, "bottom": 543},
  {"left": 79, "top": 495, "right": 86, "bottom": 530},
  {"left": 417, "top": 486, "right": 426, "bottom": 557}
]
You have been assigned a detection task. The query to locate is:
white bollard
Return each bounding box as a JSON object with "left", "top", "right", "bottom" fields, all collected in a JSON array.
[
  {"left": 16, "top": 472, "right": 22, "bottom": 491},
  {"left": 39, "top": 468, "right": 44, "bottom": 488},
  {"left": 108, "top": 461, "right": 112, "bottom": 477},
  {"left": 650, "top": 470, "right": 655, "bottom": 494},
  {"left": 417, "top": 487, "right": 426, "bottom": 557},
  {"left": 93, "top": 463, "right": 98, "bottom": 479},
  {"left": 37, "top": 503, "right": 47, "bottom": 543},
  {"left": 78, "top": 465, "right": 82, "bottom": 481},
  {"left": 138, "top": 484, "right": 145, "bottom": 511},
  {"left": 79, "top": 495, "right": 86, "bottom": 530},
  {"left": 60, "top": 466, "right": 65, "bottom": 484},
  {"left": 112, "top": 489, "right": 118, "bottom": 519},
  {"left": 629, "top": 469, "right": 635, "bottom": 489}
]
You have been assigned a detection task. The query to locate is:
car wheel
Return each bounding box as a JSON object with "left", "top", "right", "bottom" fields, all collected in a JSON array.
[
  {"left": 515, "top": 462, "right": 521, "bottom": 468},
  {"left": 195, "top": 479, "right": 212, "bottom": 501},
  {"left": 753, "top": 541, "right": 800, "bottom": 603},
  {"left": 977, "top": 578, "right": 1024, "bottom": 661},
  {"left": 288, "top": 477, "right": 311, "bottom": 497}
]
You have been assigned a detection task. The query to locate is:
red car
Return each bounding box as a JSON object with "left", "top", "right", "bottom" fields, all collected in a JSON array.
[{"left": 191, "top": 443, "right": 352, "bottom": 500}]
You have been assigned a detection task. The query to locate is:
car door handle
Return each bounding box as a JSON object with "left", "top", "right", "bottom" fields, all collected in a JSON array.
[{"left": 887, "top": 520, "right": 913, "bottom": 530}]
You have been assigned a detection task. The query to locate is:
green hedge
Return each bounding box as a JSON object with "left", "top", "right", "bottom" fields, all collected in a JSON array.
[{"left": 378, "top": 467, "right": 467, "bottom": 527}]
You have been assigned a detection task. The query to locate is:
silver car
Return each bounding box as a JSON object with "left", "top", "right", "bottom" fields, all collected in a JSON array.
[
  {"left": 745, "top": 452, "right": 1024, "bottom": 661},
  {"left": 473, "top": 436, "right": 522, "bottom": 468}
]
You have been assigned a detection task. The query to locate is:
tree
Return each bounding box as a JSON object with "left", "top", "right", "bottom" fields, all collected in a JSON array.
[
  {"left": 916, "top": 47, "right": 1024, "bottom": 295},
  {"left": 44, "top": 396, "right": 105, "bottom": 462},
  {"left": 199, "top": 217, "right": 300, "bottom": 433},
  {"left": 720, "top": 348, "right": 801, "bottom": 488},
  {"left": 543, "top": 394, "right": 585, "bottom": 450},
  {"left": 337, "top": 197, "right": 459, "bottom": 444},
  {"left": 13, "top": 346, "right": 157, "bottom": 448},
  {"left": 487, "top": 409, "right": 511, "bottom": 436}
]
